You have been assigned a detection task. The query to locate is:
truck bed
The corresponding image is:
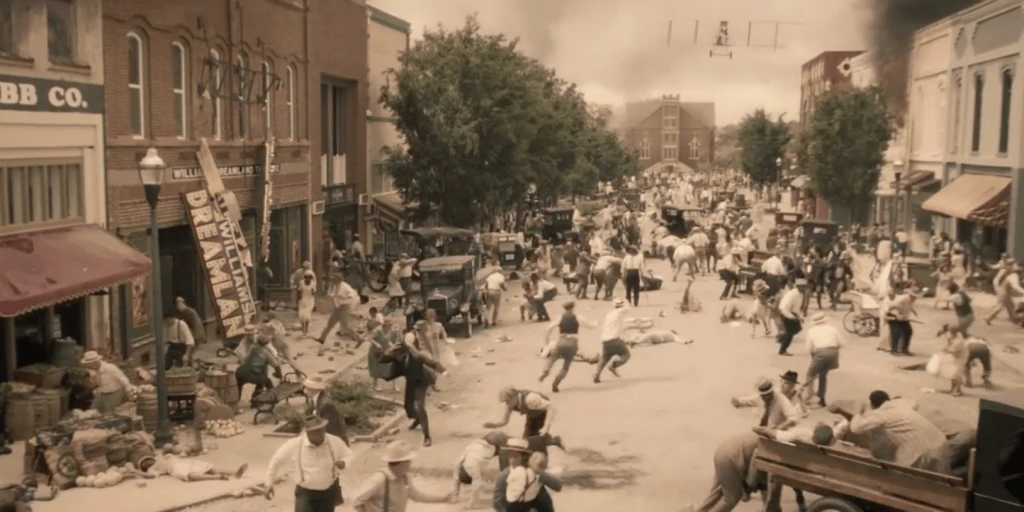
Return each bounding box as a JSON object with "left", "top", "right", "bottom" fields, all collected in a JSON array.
[{"left": 751, "top": 436, "right": 970, "bottom": 512}]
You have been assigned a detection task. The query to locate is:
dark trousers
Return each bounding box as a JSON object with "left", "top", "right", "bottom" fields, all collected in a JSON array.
[
  {"left": 165, "top": 343, "right": 188, "bottom": 370},
  {"left": 719, "top": 270, "right": 738, "bottom": 298},
  {"left": 595, "top": 338, "right": 631, "bottom": 379},
  {"left": 294, "top": 483, "right": 340, "bottom": 512},
  {"left": 504, "top": 489, "right": 555, "bottom": 512},
  {"left": 575, "top": 272, "right": 590, "bottom": 299},
  {"left": 533, "top": 288, "right": 557, "bottom": 321},
  {"left": 317, "top": 306, "right": 359, "bottom": 344},
  {"left": 777, "top": 317, "right": 802, "bottom": 354},
  {"left": 624, "top": 269, "right": 641, "bottom": 306},
  {"left": 236, "top": 366, "right": 273, "bottom": 403},
  {"left": 888, "top": 320, "right": 913, "bottom": 354},
  {"left": 404, "top": 382, "right": 431, "bottom": 439}
]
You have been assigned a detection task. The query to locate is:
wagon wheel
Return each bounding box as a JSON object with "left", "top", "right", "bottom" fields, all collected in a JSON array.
[
  {"left": 842, "top": 310, "right": 859, "bottom": 334},
  {"left": 805, "top": 496, "right": 865, "bottom": 512},
  {"left": 367, "top": 264, "right": 388, "bottom": 293},
  {"left": 853, "top": 315, "right": 877, "bottom": 337}
]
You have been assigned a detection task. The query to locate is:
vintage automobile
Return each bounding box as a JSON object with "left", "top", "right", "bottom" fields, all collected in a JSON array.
[
  {"left": 661, "top": 204, "right": 703, "bottom": 238},
  {"left": 767, "top": 212, "right": 805, "bottom": 250},
  {"left": 480, "top": 232, "right": 522, "bottom": 278},
  {"left": 404, "top": 255, "right": 484, "bottom": 337},
  {"left": 617, "top": 189, "right": 643, "bottom": 211},
  {"left": 751, "top": 387, "right": 1024, "bottom": 512},
  {"left": 775, "top": 211, "right": 805, "bottom": 228},
  {"left": 798, "top": 219, "right": 840, "bottom": 253},
  {"left": 370, "top": 227, "right": 478, "bottom": 293},
  {"left": 541, "top": 206, "right": 580, "bottom": 245}
]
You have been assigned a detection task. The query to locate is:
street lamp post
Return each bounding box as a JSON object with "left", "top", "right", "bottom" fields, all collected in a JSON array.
[
  {"left": 892, "top": 162, "right": 904, "bottom": 234},
  {"left": 138, "top": 148, "right": 174, "bottom": 447},
  {"left": 775, "top": 157, "right": 783, "bottom": 210}
]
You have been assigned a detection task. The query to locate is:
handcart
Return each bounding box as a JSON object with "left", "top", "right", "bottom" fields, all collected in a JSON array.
[{"left": 843, "top": 291, "right": 880, "bottom": 337}]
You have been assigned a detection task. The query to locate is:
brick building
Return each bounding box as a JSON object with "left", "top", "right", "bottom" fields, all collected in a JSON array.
[
  {"left": 798, "top": 50, "right": 863, "bottom": 128},
  {"left": 0, "top": 0, "right": 152, "bottom": 378},
  {"left": 620, "top": 96, "right": 716, "bottom": 174},
  {"left": 310, "top": 0, "right": 369, "bottom": 275},
  {"left": 103, "top": 0, "right": 315, "bottom": 362}
]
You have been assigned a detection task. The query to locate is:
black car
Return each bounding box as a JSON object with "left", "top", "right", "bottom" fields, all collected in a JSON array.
[{"left": 405, "top": 255, "right": 483, "bottom": 337}]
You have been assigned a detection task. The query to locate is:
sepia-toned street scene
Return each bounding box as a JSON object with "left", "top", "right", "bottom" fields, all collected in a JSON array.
[{"left": 2, "top": 1, "right": 1024, "bottom": 512}]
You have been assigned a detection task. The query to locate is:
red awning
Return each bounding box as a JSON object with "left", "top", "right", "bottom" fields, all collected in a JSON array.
[{"left": 0, "top": 224, "right": 153, "bottom": 317}]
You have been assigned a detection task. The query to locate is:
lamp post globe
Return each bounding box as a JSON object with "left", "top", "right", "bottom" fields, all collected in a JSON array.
[{"left": 138, "top": 148, "right": 174, "bottom": 447}]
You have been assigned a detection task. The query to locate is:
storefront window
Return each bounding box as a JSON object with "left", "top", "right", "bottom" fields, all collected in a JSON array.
[
  {"left": 267, "top": 206, "right": 308, "bottom": 288},
  {"left": 1, "top": 163, "right": 82, "bottom": 227}
]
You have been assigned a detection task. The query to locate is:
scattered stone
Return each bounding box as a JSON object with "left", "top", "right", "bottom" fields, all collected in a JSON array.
[
  {"left": 345, "top": 349, "right": 355, "bottom": 355},
  {"left": 135, "top": 482, "right": 147, "bottom": 488},
  {"left": 495, "top": 335, "right": 513, "bottom": 343},
  {"left": 334, "top": 342, "right": 342, "bottom": 347},
  {"left": 485, "top": 361, "right": 496, "bottom": 366},
  {"left": 1004, "top": 345, "right": 1020, "bottom": 354},
  {"left": 658, "top": 310, "right": 665, "bottom": 317},
  {"left": 386, "top": 427, "right": 400, "bottom": 435},
  {"left": 328, "top": 356, "right": 335, "bottom": 362},
  {"left": 921, "top": 387, "right": 936, "bottom": 393},
  {"left": 487, "top": 348, "right": 495, "bottom": 353}
]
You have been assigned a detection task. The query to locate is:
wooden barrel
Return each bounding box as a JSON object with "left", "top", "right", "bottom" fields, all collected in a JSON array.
[
  {"left": 37, "top": 389, "right": 62, "bottom": 426},
  {"left": 222, "top": 372, "right": 240, "bottom": 407},
  {"left": 137, "top": 393, "right": 158, "bottom": 433},
  {"left": 50, "top": 338, "right": 79, "bottom": 368},
  {"left": 30, "top": 393, "right": 51, "bottom": 430},
  {"left": 58, "top": 388, "right": 70, "bottom": 417},
  {"left": 5, "top": 393, "right": 35, "bottom": 441},
  {"left": 204, "top": 371, "right": 229, "bottom": 404}
]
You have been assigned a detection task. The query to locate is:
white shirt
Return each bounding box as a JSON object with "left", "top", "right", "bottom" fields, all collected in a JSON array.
[
  {"left": 93, "top": 361, "right": 132, "bottom": 394},
  {"left": 594, "top": 255, "right": 614, "bottom": 271},
  {"left": 533, "top": 280, "right": 556, "bottom": 299},
  {"left": 622, "top": 254, "right": 644, "bottom": 271},
  {"left": 165, "top": 318, "right": 195, "bottom": 346},
  {"left": 778, "top": 288, "right": 803, "bottom": 320},
  {"left": 804, "top": 324, "right": 844, "bottom": 353},
  {"left": 601, "top": 307, "right": 629, "bottom": 341},
  {"left": 458, "top": 439, "right": 496, "bottom": 486},
  {"left": 761, "top": 256, "right": 786, "bottom": 276},
  {"left": 673, "top": 244, "right": 695, "bottom": 262},
  {"left": 506, "top": 466, "right": 543, "bottom": 503},
  {"left": 265, "top": 433, "right": 354, "bottom": 491},
  {"left": 590, "top": 237, "right": 605, "bottom": 255},
  {"left": 485, "top": 272, "right": 507, "bottom": 290},
  {"left": 332, "top": 281, "right": 358, "bottom": 307}
]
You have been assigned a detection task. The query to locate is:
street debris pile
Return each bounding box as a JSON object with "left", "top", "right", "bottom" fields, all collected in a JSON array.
[{"left": 203, "top": 419, "right": 246, "bottom": 438}]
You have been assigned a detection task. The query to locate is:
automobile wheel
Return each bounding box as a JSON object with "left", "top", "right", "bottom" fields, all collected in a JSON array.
[
  {"left": 367, "top": 265, "right": 388, "bottom": 293},
  {"left": 805, "top": 497, "right": 864, "bottom": 512},
  {"left": 842, "top": 310, "right": 858, "bottom": 334}
]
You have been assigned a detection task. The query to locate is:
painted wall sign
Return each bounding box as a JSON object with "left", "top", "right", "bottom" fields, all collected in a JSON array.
[
  {"left": 0, "top": 74, "right": 105, "bottom": 114},
  {"left": 182, "top": 189, "right": 257, "bottom": 338},
  {"left": 171, "top": 164, "right": 281, "bottom": 181}
]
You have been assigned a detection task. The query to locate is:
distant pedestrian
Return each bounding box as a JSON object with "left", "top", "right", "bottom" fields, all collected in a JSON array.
[
  {"left": 948, "top": 282, "right": 974, "bottom": 334},
  {"left": 776, "top": 279, "right": 807, "bottom": 356},
  {"left": 621, "top": 247, "right": 644, "bottom": 307}
]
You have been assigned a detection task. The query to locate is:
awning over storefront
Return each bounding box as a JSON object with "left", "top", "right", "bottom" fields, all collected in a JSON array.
[
  {"left": 790, "top": 175, "right": 810, "bottom": 189},
  {"left": 374, "top": 191, "right": 408, "bottom": 226},
  {"left": 892, "top": 170, "right": 941, "bottom": 191},
  {"left": 921, "top": 174, "right": 1012, "bottom": 227},
  {"left": 0, "top": 225, "right": 153, "bottom": 317}
]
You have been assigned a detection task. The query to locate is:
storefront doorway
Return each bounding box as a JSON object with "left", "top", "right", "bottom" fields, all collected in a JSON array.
[{"left": 0, "top": 298, "right": 85, "bottom": 382}]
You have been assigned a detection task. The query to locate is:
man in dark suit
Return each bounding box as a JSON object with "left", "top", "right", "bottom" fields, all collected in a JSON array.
[{"left": 303, "top": 376, "right": 349, "bottom": 445}]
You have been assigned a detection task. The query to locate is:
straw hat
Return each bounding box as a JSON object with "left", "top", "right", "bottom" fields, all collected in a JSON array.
[
  {"left": 755, "top": 377, "right": 774, "bottom": 395},
  {"left": 794, "top": 278, "right": 809, "bottom": 287},
  {"left": 304, "top": 376, "right": 328, "bottom": 391},
  {"left": 501, "top": 438, "right": 531, "bottom": 453},
  {"left": 302, "top": 414, "right": 327, "bottom": 431},
  {"left": 381, "top": 440, "right": 418, "bottom": 462},
  {"left": 810, "top": 312, "right": 827, "bottom": 325},
  {"left": 81, "top": 351, "right": 102, "bottom": 364}
]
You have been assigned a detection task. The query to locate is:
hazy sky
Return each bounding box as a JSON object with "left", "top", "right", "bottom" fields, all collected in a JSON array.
[{"left": 367, "top": 0, "right": 870, "bottom": 125}]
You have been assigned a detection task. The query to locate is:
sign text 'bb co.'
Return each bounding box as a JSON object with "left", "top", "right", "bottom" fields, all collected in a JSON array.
[
  {"left": 182, "top": 189, "right": 256, "bottom": 338},
  {"left": 0, "top": 74, "right": 105, "bottom": 114}
]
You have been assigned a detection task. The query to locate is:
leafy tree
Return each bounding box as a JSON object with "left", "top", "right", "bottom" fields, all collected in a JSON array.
[
  {"left": 379, "top": 16, "right": 635, "bottom": 227},
  {"left": 710, "top": 123, "right": 741, "bottom": 172},
  {"left": 737, "top": 109, "right": 792, "bottom": 185},
  {"left": 797, "top": 86, "right": 894, "bottom": 219}
]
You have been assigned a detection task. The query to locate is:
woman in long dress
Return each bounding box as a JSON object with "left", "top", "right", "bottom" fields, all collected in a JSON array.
[
  {"left": 950, "top": 245, "right": 968, "bottom": 288},
  {"left": 368, "top": 316, "right": 401, "bottom": 391},
  {"left": 932, "top": 263, "right": 954, "bottom": 309},
  {"left": 939, "top": 324, "right": 970, "bottom": 397},
  {"left": 385, "top": 259, "right": 408, "bottom": 313},
  {"left": 296, "top": 271, "right": 317, "bottom": 337}
]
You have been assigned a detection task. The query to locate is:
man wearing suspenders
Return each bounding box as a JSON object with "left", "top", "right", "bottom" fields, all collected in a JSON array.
[{"left": 264, "top": 414, "right": 354, "bottom": 512}]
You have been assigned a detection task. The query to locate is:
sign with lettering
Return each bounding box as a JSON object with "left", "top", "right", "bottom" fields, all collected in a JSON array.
[
  {"left": 324, "top": 183, "right": 356, "bottom": 206},
  {"left": 0, "top": 74, "right": 104, "bottom": 114},
  {"left": 172, "top": 164, "right": 281, "bottom": 181},
  {"left": 182, "top": 189, "right": 256, "bottom": 338}
]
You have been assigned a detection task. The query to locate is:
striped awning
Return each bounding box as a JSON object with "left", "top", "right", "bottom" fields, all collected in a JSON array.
[{"left": 921, "top": 174, "right": 1011, "bottom": 227}]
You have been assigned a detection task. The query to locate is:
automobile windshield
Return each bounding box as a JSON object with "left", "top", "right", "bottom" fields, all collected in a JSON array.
[{"left": 422, "top": 271, "right": 463, "bottom": 288}]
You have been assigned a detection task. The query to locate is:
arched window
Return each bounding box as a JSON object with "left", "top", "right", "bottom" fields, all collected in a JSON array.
[
  {"left": 171, "top": 41, "right": 188, "bottom": 139},
  {"left": 262, "top": 59, "right": 274, "bottom": 133},
  {"left": 127, "top": 32, "right": 145, "bottom": 138},
  {"left": 236, "top": 52, "right": 248, "bottom": 138},
  {"left": 210, "top": 48, "right": 223, "bottom": 140},
  {"left": 971, "top": 73, "right": 984, "bottom": 153},
  {"left": 999, "top": 68, "right": 1013, "bottom": 154},
  {"left": 286, "top": 65, "right": 296, "bottom": 140}
]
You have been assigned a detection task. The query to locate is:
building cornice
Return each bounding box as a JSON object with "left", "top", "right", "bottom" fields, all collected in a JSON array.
[{"left": 367, "top": 5, "right": 410, "bottom": 34}]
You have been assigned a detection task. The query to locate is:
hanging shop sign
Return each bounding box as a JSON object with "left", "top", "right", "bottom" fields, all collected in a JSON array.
[
  {"left": 0, "top": 74, "right": 105, "bottom": 114},
  {"left": 182, "top": 189, "right": 257, "bottom": 338},
  {"left": 171, "top": 163, "right": 281, "bottom": 181}
]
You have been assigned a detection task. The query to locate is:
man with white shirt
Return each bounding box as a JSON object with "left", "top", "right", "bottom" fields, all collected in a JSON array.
[
  {"left": 264, "top": 414, "right": 354, "bottom": 511},
  {"left": 164, "top": 315, "right": 196, "bottom": 369},
  {"left": 672, "top": 241, "right": 697, "bottom": 282},
  {"left": 485, "top": 271, "right": 508, "bottom": 327},
  {"left": 760, "top": 250, "right": 788, "bottom": 295},
  {"left": 736, "top": 237, "right": 755, "bottom": 266},
  {"left": 594, "top": 299, "right": 633, "bottom": 383},
  {"left": 801, "top": 312, "right": 843, "bottom": 407},
  {"left": 744, "top": 224, "right": 761, "bottom": 249},
  {"left": 591, "top": 252, "right": 620, "bottom": 301},
  {"left": 776, "top": 279, "right": 807, "bottom": 356},
  {"left": 451, "top": 431, "right": 510, "bottom": 509},
  {"left": 530, "top": 274, "right": 558, "bottom": 321},
  {"left": 689, "top": 226, "right": 711, "bottom": 275},
  {"left": 621, "top": 247, "right": 645, "bottom": 307},
  {"left": 316, "top": 279, "right": 363, "bottom": 354}
]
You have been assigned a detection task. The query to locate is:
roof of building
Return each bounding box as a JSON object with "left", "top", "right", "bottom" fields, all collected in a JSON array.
[
  {"left": 623, "top": 100, "right": 716, "bottom": 129},
  {"left": 367, "top": 5, "right": 410, "bottom": 33}
]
